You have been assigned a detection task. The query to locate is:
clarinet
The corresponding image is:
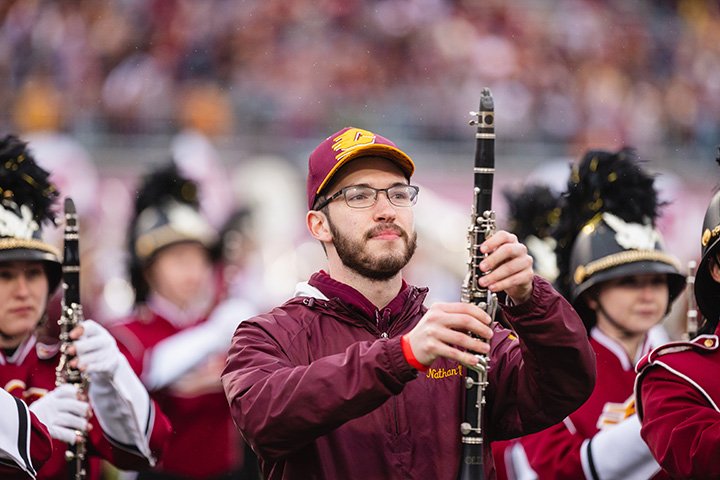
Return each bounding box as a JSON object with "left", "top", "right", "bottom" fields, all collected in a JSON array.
[
  {"left": 684, "top": 260, "right": 698, "bottom": 340},
  {"left": 55, "top": 197, "right": 88, "bottom": 480},
  {"left": 458, "top": 88, "right": 498, "bottom": 480}
]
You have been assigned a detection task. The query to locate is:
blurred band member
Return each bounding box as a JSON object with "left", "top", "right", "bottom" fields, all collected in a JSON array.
[
  {"left": 0, "top": 135, "right": 171, "bottom": 479},
  {"left": 493, "top": 148, "right": 685, "bottom": 480},
  {"left": 111, "top": 163, "right": 256, "bottom": 479},
  {"left": 635, "top": 150, "right": 720, "bottom": 479}
]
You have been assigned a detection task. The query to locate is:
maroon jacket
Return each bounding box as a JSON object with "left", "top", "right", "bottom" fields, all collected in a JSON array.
[
  {"left": 635, "top": 328, "right": 720, "bottom": 479},
  {"left": 222, "top": 272, "right": 595, "bottom": 480}
]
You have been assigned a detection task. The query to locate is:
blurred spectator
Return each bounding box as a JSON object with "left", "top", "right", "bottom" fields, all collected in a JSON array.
[{"left": 1, "top": 0, "right": 719, "bottom": 149}]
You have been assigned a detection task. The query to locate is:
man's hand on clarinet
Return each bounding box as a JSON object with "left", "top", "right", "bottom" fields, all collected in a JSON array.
[
  {"left": 405, "top": 303, "right": 493, "bottom": 368},
  {"left": 478, "top": 230, "right": 534, "bottom": 305}
]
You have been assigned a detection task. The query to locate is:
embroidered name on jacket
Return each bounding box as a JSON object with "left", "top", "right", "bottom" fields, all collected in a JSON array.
[{"left": 425, "top": 365, "right": 463, "bottom": 380}]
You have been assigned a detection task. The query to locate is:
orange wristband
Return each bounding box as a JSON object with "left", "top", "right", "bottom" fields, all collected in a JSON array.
[{"left": 401, "top": 335, "right": 429, "bottom": 372}]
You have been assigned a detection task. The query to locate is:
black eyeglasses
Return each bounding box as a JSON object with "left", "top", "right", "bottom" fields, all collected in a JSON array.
[{"left": 314, "top": 184, "right": 420, "bottom": 210}]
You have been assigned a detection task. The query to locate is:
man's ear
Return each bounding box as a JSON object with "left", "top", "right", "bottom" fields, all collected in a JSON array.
[{"left": 307, "top": 210, "right": 333, "bottom": 242}]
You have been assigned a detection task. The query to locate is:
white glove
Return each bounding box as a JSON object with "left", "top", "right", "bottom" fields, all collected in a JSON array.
[
  {"left": 206, "top": 298, "right": 249, "bottom": 340},
  {"left": 70, "top": 320, "right": 155, "bottom": 463},
  {"left": 581, "top": 415, "right": 660, "bottom": 480},
  {"left": 28, "top": 384, "right": 89, "bottom": 445},
  {"left": 74, "top": 320, "right": 120, "bottom": 379}
]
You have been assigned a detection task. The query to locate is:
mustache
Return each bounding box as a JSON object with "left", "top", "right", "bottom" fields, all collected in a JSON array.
[{"left": 366, "top": 223, "right": 407, "bottom": 240}]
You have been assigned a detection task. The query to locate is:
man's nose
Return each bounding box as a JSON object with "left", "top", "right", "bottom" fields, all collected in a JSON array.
[{"left": 372, "top": 191, "right": 398, "bottom": 218}]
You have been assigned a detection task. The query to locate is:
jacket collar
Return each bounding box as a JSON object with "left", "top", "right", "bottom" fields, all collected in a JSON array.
[{"left": 307, "top": 270, "right": 412, "bottom": 321}]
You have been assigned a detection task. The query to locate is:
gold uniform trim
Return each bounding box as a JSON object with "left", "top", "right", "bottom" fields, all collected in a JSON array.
[
  {"left": 574, "top": 250, "right": 681, "bottom": 285},
  {"left": 702, "top": 225, "right": 720, "bottom": 247},
  {"left": 134, "top": 226, "right": 214, "bottom": 261},
  {"left": 0, "top": 237, "right": 61, "bottom": 259}
]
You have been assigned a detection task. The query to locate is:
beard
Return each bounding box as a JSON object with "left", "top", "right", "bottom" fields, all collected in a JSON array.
[{"left": 329, "top": 220, "right": 417, "bottom": 281}]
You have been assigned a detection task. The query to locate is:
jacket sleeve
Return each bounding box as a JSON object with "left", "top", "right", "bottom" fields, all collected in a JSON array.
[
  {"left": 517, "top": 414, "right": 659, "bottom": 480},
  {"left": 221, "top": 311, "right": 417, "bottom": 461},
  {"left": 86, "top": 381, "right": 172, "bottom": 471},
  {"left": 0, "top": 390, "right": 52, "bottom": 479},
  {"left": 488, "top": 276, "right": 596, "bottom": 440},
  {"left": 638, "top": 365, "right": 720, "bottom": 479},
  {"left": 88, "top": 402, "right": 171, "bottom": 471},
  {"left": 88, "top": 326, "right": 173, "bottom": 471}
]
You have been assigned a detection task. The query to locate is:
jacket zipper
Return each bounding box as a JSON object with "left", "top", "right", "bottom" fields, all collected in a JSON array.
[
  {"left": 375, "top": 307, "right": 400, "bottom": 434},
  {"left": 376, "top": 307, "right": 391, "bottom": 337}
]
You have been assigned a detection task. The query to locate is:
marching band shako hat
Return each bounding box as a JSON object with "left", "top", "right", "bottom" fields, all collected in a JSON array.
[
  {"left": 0, "top": 134, "right": 62, "bottom": 293},
  {"left": 694, "top": 149, "right": 720, "bottom": 334},
  {"left": 128, "top": 162, "right": 217, "bottom": 303},
  {"left": 554, "top": 148, "right": 685, "bottom": 329},
  {"left": 307, "top": 127, "right": 415, "bottom": 210}
]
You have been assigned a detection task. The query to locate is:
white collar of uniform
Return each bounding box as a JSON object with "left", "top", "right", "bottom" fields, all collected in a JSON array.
[
  {"left": 146, "top": 293, "right": 209, "bottom": 329},
  {"left": 0, "top": 335, "right": 36, "bottom": 365},
  {"left": 590, "top": 326, "right": 656, "bottom": 371}
]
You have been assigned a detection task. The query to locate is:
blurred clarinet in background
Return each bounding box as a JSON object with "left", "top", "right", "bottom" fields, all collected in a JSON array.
[{"left": 55, "top": 198, "right": 88, "bottom": 480}]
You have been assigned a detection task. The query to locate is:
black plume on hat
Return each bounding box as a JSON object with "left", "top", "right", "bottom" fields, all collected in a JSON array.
[
  {"left": 132, "top": 162, "right": 200, "bottom": 218},
  {"left": 503, "top": 184, "right": 560, "bottom": 282},
  {"left": 127, "top": 161, "right": 216, "bottom": 303},
  {"left": 0, "top": 135, "right": 58, "bottom": 225},
  {"left": 554, "top": 148, "right": 661, "bottom": 298},
  {"left": 504, "top": 184, "right": 560, "bottom": 243},
  {"left": 552, "top": 148, "right": 685, "bottom": 328},
  {"left": 0, "top": 134, "right": 62, "bottom": 292}
]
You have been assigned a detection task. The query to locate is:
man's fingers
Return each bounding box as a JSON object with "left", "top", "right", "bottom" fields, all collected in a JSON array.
[
  {"left": 480, "top": 230, "right": 517, "bottom": 253},
  {"left": 480, "top": 256, "right": 533, "bottom": 288},
  {"left": 480, "top": 241, "right": 529, "bottom": 273},
  {"left": 419, "top": 339, "right": 488, "bottom": 366},
  {"left": 427, "top": 302, "right": 493, "bottom": 326},
  {"left": 444, "top": 329, "right": 491, "bottom": 355}
]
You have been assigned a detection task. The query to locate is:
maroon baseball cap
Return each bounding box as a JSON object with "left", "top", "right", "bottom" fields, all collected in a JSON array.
[{"left": 307, "top": 127, "right": 415, "bottom": 210}]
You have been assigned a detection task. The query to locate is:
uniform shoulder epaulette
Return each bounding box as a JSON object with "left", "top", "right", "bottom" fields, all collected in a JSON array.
[{"left": 636, "top": 335, "right": 719, "bottom": 372}]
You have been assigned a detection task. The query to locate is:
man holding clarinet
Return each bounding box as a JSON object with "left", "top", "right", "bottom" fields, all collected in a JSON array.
[{"left": 222, "top": 116, "right": 596, "bottom": 479}]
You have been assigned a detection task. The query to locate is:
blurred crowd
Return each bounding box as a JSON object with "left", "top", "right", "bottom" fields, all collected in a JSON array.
[{"left": 1, "top": 0, "right": 720, "bottom": 151}]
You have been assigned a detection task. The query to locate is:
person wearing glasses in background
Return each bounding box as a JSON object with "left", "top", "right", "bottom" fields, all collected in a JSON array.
[{"left": 222, "top": 127, "right": 595, "bottom": 480}]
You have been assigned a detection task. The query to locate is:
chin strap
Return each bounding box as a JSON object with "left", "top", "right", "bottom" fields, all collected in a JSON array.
[{"left": 594, "top": 297, "right": 636, "bottom": 339}]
